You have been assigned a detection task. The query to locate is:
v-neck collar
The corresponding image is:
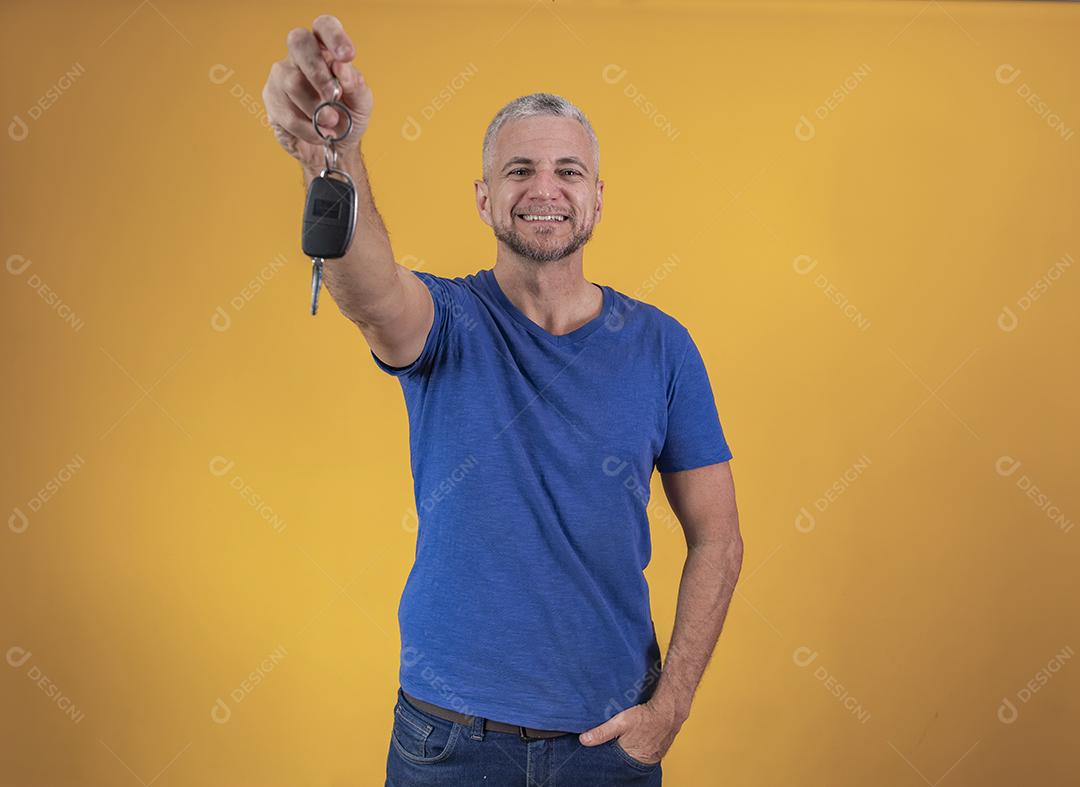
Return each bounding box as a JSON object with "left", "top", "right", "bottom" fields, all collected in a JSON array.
[{"left": 480, "top": 267, "right": 613, "bottom": 347}]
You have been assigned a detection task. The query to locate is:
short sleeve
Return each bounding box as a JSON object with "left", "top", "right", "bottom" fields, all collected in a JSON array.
[
  {"left": 655, "top": 331, "right": 733, "bottom": 473},
  {"left": 370, "top": 271, "right": 460, "bottom": 377}
]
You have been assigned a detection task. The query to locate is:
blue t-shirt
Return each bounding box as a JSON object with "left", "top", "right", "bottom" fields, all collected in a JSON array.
[{"left": 370, "top": 267, "right": 733, "bottom": 732}]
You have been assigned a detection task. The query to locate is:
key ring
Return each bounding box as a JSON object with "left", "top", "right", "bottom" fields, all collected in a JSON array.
[
  {"left": 312, "top": 78, "right": 353, "bottom": 143},
  {"left": 312, "top": 77, "right": 353, "bottom": 170}
]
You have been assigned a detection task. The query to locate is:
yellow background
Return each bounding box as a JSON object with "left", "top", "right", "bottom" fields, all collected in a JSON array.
[{"left": 2, "top": 1, "right": 1078, "bottom": 785}]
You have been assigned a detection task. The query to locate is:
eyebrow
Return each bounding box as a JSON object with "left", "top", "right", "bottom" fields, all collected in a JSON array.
[{"left": 501, "top": 156, "right": 590, "bottom": 175}]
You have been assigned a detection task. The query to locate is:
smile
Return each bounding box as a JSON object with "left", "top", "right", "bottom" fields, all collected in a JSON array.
[{"left": 516, "top": 214, "right": 569, "bottom": 222}]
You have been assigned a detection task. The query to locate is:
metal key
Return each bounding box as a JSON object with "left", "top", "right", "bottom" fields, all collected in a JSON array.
[
  {"left": 303, "top": 78, "right": 357, "bottom": 315},
  {"left": 310, "top": 258, "right": 323, "bottom": 315}
]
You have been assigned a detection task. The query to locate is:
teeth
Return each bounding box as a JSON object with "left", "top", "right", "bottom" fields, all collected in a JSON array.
[{"left": 520, "top": 215, "right": 566, "bottom": 221}]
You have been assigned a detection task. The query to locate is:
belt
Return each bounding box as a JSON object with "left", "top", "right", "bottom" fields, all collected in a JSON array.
[{"left": 401, "top": 690, "right": 572, "bottom": 741}]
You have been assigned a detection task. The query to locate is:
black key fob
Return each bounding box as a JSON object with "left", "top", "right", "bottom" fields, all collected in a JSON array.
[{"left": 302, "top": 173, "right": 357, "bottom": 259}]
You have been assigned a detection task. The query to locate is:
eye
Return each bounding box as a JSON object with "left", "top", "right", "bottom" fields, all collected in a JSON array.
[
  {"left": 561, "top": 169, "right": 582, "bottom": 177},
  {"left": 509, "top": 168, "right": 530, "bottom": 176}
]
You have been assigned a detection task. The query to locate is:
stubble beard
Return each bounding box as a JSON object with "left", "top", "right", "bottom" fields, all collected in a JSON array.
[{"left": 493, "top": 213, "right": 596, "bottom": 264}]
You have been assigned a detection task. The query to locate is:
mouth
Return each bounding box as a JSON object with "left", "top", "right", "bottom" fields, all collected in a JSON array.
[{"left": 515, "top": 212, "right": 571, "bottom": 224}]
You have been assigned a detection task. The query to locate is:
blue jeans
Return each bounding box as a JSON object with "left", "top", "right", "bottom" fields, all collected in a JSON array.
[{"left": 385, "top": 687, "right": 663, "bottom": 786}]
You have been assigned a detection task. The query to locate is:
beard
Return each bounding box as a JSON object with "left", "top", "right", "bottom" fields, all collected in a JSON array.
[{"left": 492, "top": 213, "right": 595, "bottom": 264}]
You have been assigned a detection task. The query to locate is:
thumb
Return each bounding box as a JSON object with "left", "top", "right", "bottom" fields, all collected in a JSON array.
[{"left": 579, "top": 715, "right": 627, "bottom": 747}]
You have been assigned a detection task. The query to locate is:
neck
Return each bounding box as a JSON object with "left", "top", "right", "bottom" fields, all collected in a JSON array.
[{"left": 492, "top": 258, "right": 603, "bottom": 337}]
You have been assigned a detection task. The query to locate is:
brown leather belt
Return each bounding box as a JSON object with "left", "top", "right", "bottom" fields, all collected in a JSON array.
[{"left": 401, "top": 690, "right": 572, "bottom": 740}]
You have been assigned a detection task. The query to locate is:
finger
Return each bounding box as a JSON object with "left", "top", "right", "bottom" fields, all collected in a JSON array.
[
  {"left": 580, "top": 716, "right": 626, "bottom": 746},
  {"left": 331, "top": 59, "right": 369, "bottom": 114},
  {"left": 285, "top": 27, "right": 337, "bottom": 101},
  {"left": 265, "top": 81, "right": 325, "bottom": 146},
  {"left": 312, "top": 14, "right": 354, "bottom": 61},
  {"left": 274, "top": 59, "right": 340, "bottom": 131}
]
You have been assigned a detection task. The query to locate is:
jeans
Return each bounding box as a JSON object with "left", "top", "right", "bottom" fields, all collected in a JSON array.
[{"left": 385, "top": 687, "right": 663, "bottom": 786}]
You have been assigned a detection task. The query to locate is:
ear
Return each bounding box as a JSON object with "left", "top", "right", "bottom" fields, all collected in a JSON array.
[
  {"left": 474, "top": 178, "right": 493, "bottom": 227},
  {"left": 595, "top": 179, "right": 604, "bottom": 222}
]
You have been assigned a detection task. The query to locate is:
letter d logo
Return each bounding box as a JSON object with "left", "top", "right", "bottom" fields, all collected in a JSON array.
[
  {"left": 9, "top": 507, "right": 29, "bottom": 534},
  {"left": 8, "top": 115, "right": 29, "bottom": 142},
  {"left": 208, "top": 64, "right": 234, "bottom": 85},
  {"left": 995, "top": 64, "right": 1021, "bottom": 86},
  {"left": 996, "top": 306, "right": 1018, "bottom": 333},
  {"left": 208, "top": 456, "right": 235, "bottom": 477},
  {"left": 211, "top": 697, "right": 231, "bottom": 724},
  {"left": 792, "top": 254, "right": 818, "bottom": 275},
  {"left": 795, "top": 506, "right": 816, "bottom": 533},
  {"left": 997, "top": 697, "right": 1018, "bottom": 724},
  {"left": 6, "top": 254, "right": 31, "bottom": 276},
  {"left": 402, "top": 115, "right": 422, "bottom": 142},
  {"left": 995, "top": 456, "right": 1021, "bottom": 478},
  {"left": 6, "top": 646, "right": 32, "bottom": 668}
]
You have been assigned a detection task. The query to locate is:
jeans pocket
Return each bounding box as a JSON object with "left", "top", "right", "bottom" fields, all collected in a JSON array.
[
  {"left": 390, "top": 692, "right": 461, "bottom": 765},
  {"left": 610, "top": 738, "right": 660, "bottom": 771}
]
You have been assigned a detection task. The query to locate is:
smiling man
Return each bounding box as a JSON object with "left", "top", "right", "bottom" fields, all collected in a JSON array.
[
  {"left": 486, "top": 123, "right": 599, "bottom": 264},
  {"left": 264, "top": 15, "right": 743, "bottom": 787}
]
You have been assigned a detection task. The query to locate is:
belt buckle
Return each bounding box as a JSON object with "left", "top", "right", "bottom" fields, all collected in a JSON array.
[{"left": 518, "top": 725, "right": 539, "bottom": 742}]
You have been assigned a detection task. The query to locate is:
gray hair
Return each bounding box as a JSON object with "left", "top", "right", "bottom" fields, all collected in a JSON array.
[{"left": 481, "top": 92, "right": 600, "bottom": 182}]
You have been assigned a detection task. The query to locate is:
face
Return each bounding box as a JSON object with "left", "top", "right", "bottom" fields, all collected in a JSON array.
[{"left": 475, "top": 116, "right": 603, "bottom": 264}]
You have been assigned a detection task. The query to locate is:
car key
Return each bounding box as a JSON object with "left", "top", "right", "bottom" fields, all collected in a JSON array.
[
  {"left": 303, "top": 172, "right": 356, "bottom": 314},
  {"left": 302, "top": 78, "right": 357, "bottom": 315},
  {"left": 302, "top": 174, "right": 356, "bottom": 259}
]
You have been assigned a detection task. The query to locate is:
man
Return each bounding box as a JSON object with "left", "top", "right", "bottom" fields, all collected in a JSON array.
[{"left": 263, "top": 15, "right": 743, "bottom": 786}]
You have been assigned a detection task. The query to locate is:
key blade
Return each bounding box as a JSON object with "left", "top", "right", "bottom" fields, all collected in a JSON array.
[{"left": 310, "top": 258, "right": 323, "bottom": 316}]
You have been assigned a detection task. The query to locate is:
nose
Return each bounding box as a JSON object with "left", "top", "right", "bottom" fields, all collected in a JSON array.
[{"left": 527, "top": 167, "right": 561, "bottom": 199}]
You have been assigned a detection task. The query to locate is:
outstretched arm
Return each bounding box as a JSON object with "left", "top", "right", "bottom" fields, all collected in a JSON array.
[{"left": 262, "top": 13, "right": 434, "bottom": 368}]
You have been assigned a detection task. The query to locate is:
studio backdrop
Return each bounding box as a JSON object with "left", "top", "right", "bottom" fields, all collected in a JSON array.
[{"left": 2, "top": 1, "right": 1078, "bottom": 785}]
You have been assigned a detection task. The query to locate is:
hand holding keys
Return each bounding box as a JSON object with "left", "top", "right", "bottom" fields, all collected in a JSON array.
[{"left": 261, "top": 15, "right": 371, "bottom": 315}]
